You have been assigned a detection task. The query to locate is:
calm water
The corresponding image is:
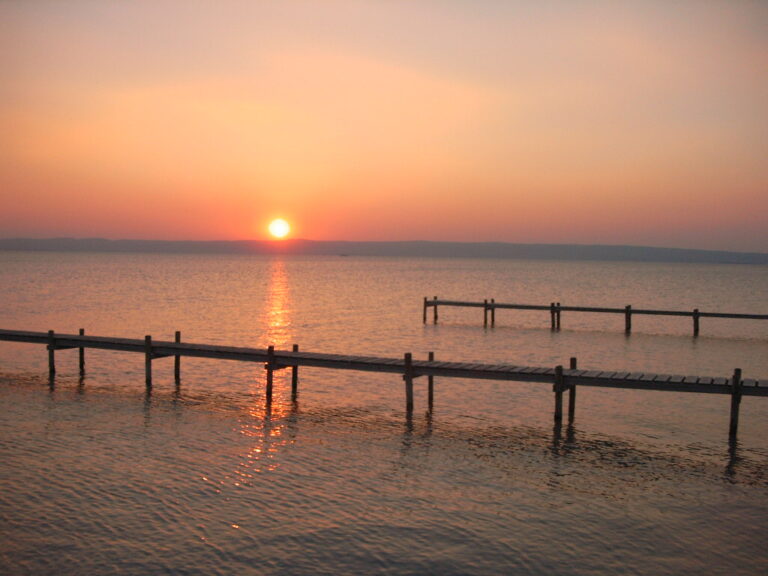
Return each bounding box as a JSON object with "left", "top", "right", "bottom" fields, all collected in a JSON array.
[{"left": 1, "top": 251, "right": 767, "bottom": 575}]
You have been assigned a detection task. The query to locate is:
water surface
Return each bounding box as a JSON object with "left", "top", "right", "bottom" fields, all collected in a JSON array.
[{"left": 1, "top": 252, "right": 766, "bottom": 574}]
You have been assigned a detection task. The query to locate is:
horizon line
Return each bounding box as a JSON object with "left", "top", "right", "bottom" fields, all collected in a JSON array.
[{"left": 1, "top": 236, "right": 766, "bottom": 257}]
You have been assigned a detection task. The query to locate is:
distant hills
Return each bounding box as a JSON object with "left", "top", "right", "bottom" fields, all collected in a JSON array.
[{"left": 0, "top": 237, "right": 766, "bottom": 265}]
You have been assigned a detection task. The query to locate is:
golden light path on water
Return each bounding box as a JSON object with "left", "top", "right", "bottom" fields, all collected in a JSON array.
[{"left": 234, "top": 259, "right": 294, "bottom": 484}]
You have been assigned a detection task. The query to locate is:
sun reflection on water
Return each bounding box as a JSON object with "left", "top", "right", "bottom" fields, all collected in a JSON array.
[
  {"left": 259, "top": 258, "right": 291, "bottom": 349},
  {"left": 234, "top": 398, "right": 297, "bottom": 480},
  {"left": 234, "top": 259, "right": 296, "bottom": 481}
]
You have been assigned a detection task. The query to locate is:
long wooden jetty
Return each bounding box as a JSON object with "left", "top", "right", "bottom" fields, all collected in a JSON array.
[
  {"left": 0, "top": 328, "right": 765, "bottom": 439},
  {"left": 423, "top": 296, "right": 768, "bottom": 335}
]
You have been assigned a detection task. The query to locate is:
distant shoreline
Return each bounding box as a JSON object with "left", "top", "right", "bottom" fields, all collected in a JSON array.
[{"left": 0, "top": 237, "right": 766, "bottom": 265}]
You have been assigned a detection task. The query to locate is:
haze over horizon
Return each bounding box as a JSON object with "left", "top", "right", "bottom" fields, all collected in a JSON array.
[{"left": 2, "top": 1, "right": 767, "bottom": 252}]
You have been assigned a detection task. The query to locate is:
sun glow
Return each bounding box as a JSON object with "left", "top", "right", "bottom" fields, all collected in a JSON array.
[{"left": 268, "top": 218, "right": 290, "bottom": 239}]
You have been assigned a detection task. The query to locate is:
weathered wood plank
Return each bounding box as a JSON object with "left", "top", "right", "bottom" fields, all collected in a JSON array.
[
  {"left": 530, "top": 367, "right": 553, "bottom": 375},
  {"left": 468, "top": 363, "right": 496, "bottom": 372},
  {"left": 485, "top": 364, "right": 511, "bottom": 371}
]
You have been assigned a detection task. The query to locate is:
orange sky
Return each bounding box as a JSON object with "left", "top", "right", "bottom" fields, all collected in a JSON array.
[{"left": 1, "top": 1, "right": 766, "bottom": 251}]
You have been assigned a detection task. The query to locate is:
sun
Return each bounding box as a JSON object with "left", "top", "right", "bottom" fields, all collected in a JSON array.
[{"left": 268, "top": 218, "right": 291, "bottom": 239}]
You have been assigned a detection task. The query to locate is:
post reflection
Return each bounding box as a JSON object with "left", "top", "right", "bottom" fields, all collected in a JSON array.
[
  {"left": 550, "top": 422, "right": 577, "bottom": 456},
  {"left": 725, "top": 437, "right": 741, "bottom": 478},
  {"left": 234, "top": 258, "right": 296, "bottom": 482}
]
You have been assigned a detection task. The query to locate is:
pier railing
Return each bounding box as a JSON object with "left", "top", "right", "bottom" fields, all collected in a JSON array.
[
  {"left": 423, "top": 296, "right": 768, "bottom": 335},
  {"left": 1, "top": 328, "right": 766, "bottom": 440}
]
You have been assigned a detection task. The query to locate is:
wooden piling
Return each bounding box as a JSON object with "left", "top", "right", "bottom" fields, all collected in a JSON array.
[
  {"left": 404, "top": 352, "right": 414, "bottom": 413},
  {"left": 554, "top": 365, "right": 564, "bottom": 422},
  {"left": 78, "top": 328, "right": 85, "bottom": 375},
  {"left": 174, "top": 331, "right": 181, "bottom": 384},
  {"left": 550, "top": 303, "right": 556, "bottom": 330},
  {"left": 47, "top": 330, "right": 55, "bottom": 376},
  {"left": 433, "top": 296, "right": 438, "bottom": 324},
  {"left": 693, "top": 309, "right": 700, "bottom": 337},
  {"left": 144, "top": 335, "right": 152, "bottom": 388},
  {"left": 428, "top": 351, "right": 434, "bottom": 410},
  {"left": 483, "top": 299, "right": 489, "bottom": 327},
  {"left": 568, "top": 357, "right": 577, "bottom": 422},
  {"left": 422, "top": 297, "right": 427, "bottom": 324},
  {"left": 556, "top": 302, "right": 561, "bottom": 330},
  {"left": 490, "top": 299, "right": 496, "bottom": 327},
  {"left": 291, "top": 344, "right": 299, "bottom": 398},
  {"left": 266, "top": 345, "right": 275, "bottom": 402},
  {"left": 624, "top": 305, "right": 632, "bottom": 333},
  {"left": 729, "top": 368, "right": 743, "bottom": 438}
]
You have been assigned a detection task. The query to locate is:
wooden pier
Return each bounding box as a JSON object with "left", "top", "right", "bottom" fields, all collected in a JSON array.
[
  {"left": 0, "top": 328, "right": 765, "bottom": 439},
  {"left": 423, "top": 296, "right": 768, "bottom": 335}
]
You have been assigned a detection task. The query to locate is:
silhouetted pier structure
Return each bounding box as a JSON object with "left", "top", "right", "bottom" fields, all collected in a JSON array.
[
  {"left": 423, "top": 296, "right": 768, "bottom": 335},
  {"left": 0, "top": 328, "right": 765, "bottom": 440}
]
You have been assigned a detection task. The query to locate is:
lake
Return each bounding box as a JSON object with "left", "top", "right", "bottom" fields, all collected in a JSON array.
[{"left": 1, "top": 251, "right": 766, "bottom": 574}]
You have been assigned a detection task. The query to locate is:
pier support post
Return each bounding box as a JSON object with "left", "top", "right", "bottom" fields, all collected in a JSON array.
[
  {"left": 483, "top": 299, "right": 488, "bottom": 327},
  {"left": 427, "top": 351, "right": 434, "bottom": 411},
  {"left": 78, "top": 328, "right": 85, "bottom": 375},
  {"left": 553, "top": 365, "right": 564, "bottom": 422},
  {"left": 693, "top": 309, "right": 700, "bottom": 337},
  {"left": 568, "top": 357, "right": 577, "bottom": 422},
  {"left": 291, "top": 344, "right": 299, "bottom": 399},
  {"left": 47, "top": 330, "right": 55, "bottom": 376},
  {"left": 423, "top": 297, "right": 427, "bottom": 324},
  {"left": 144, "top": 335, "right": 152, "bottom": 388},
  {"left": 404, "top": 352, "right": 414, "bottom": 413},
  {"left": 174, "top": 331, "right": 181, "bottom": 384},
  {"left": 490, "top": 299, "right": 496, "bottom": 327},
  {"left": 556, "top": 302, "right": 561, "bottom": 330},
  {"left": 266, "top": 345, "right": 275, "bottom": 402},
  {"left": 433, "top": 296, "right": 438, "bottom": 324},
  {"left": 625, "top": 305, "right": 632, "bottom": 334},
  {"left": 729, "top": 368, "right": 743, "bottom": 439},
  {"left": 550, "top": 303, "right": 556, "bottom": 330}
]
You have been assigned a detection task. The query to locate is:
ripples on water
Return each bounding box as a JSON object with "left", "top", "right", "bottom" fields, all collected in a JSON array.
[
  {"left": 1, "top": 253, "right": 767, "bottom": 574},
  {"left": 1, "top": 375, "right": 766, "bottom": 575}
]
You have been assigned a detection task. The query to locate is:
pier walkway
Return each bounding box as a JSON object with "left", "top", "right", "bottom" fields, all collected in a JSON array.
[
  {"left": 1, "top": 328, "right": 765, "bottom": 439},
  {"left": 423, "top": 296, "right": 768, "bottom": 335}
]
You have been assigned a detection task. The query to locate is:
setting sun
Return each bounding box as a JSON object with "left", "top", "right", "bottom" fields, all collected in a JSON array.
[{"left": 268, "top": 218, "right": 291, "bottom": 239}]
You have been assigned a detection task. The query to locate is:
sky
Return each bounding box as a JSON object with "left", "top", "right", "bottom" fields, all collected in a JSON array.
[{"left": 1, "top": 0, "right": 766, "bottom": 251}]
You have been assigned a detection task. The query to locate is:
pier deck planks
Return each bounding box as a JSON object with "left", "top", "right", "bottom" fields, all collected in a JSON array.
[{"left": 1, "top": 328, "right": 766, "bottom": 397}]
